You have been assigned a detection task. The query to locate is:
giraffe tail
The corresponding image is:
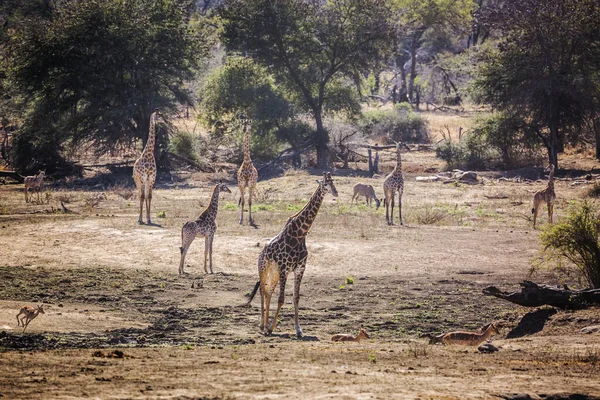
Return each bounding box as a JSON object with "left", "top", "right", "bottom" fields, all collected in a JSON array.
[
  {"left": 180, "top": 246, "right": 184, "bottom": 254},
  {"left": 531, "top": 207, "right": 535, "bottom": 214},
  {"left": 245, "top": 281, "right": 260, "bottom": 306}
]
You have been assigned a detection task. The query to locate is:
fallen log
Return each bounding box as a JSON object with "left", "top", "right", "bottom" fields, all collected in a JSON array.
[
  {"left": 0, "top": 170, "right": 24, "bottom": 183},
  {"left": 483, "top": 280, "right": 600, "bottom": 309}
]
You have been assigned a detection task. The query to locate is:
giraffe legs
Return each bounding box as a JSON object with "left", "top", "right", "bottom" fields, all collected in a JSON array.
[
  {"left": 259, "top": 258, "right": 280, "bottom": 335},
  {"left": 179, "top": 222, "right": 197, "bottom": 275},
  {"left": 248, "top": 186, "right": 255, "bottom": 225},
  {"left": 239, "top": 185, "right": 246, "bottom": 225},
  {"left": 204, "top": 234, "right": 214, "bottom": 274},
  {"left": 398, "top": 190, "right": 403, "bottom": 225},
  {"left": 293, "top": 260, "right": 306, "bottom": 338},
  {"left": 266, "top": 270, "right": 288, "bottom": 335},
  {"left": 145, "top": 186, "right": 153, "bottom": 225},
  {"left": 137, "top": 189, "right": 145, "bottom": 225},
  {"left": 389, "top": 196, "right": 395, "bottom": 225},
  {"left": 532, "top": 196, "right": 542, "bottom": 228},
  {"left": 548, "top": 202, "right": 553, "bottom": 224}
]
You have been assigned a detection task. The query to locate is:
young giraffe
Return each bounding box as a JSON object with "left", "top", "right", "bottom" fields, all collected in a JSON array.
[
  {"left": 383, "top": 142, "right": 410, "bottom": 225},
  {"left": 246, "top": 172, "right": 338, "bottom": 337},
  {"left": 237, "top": 119, "right": 258, "bottom": 225},
  {"left": 133, "top": 109, "right": 161, "bottom": 225},
  {"left": 179, "top": 181, "right": 232, "bottom": 275},
  {"left": 532, "top": 164, "right": 556, "bottom": 228}
]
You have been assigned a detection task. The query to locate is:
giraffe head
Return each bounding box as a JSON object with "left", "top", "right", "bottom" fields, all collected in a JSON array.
[
  {"left": 217, "top": 180, "right": 232, "bottom": 194},
  {"left": 317, "top": 172, "right": 338, "bottom": 197}
]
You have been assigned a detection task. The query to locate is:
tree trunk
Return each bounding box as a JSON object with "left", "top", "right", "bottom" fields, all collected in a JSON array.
[
  {"left": 549, "top": 119, "right": 559, "bottom": 168},
  {"left": 313, "top": 109, "right": 329, "bottom": 169},
  {"left": 483, "top": 280, "right": 600, "bottom": 309},
  {"left": 407, "top": 29, "right": 424, "bottom": 104}
]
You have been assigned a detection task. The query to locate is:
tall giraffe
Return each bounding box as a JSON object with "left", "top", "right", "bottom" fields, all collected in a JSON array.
[
  {"left": 246, "top": 172, "right": 338, "bottom": 337},
  {"left": 179, "top": 181, "right": 232, "bottom": 275},
  {"left": 532, "top": 164, "right": 556, "bottom": 228},
  {"left": 133, "top": 109, "right": 161, "bottom": 225},
  {"left": 383, "top": 142, "right": 410, "bottom": 225},
  {"left": 237, "top": 119, "right": 258, "bottom": 225}
]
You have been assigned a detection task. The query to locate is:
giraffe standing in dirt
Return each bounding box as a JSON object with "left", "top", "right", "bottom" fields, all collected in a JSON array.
[
  {"left": 383, "top": 142, "right": 410, "bottom": 225},
  {"left": 237, "top": 119, "right": 258, "bottom": 225},
  {"left": 532, "top": 164, "right": 556, "bottom": 228},
  {"left": 133, "top": 109, "right": 161, "bottom": 225},
  {"left": 246, "top": 172, "right": 338, "bottom": 337},
  {"left": 179, "top": 181, "right": 232, "bottom": 275}
]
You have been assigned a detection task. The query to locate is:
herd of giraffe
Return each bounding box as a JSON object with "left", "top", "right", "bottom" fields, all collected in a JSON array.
[{"left": 19, "top": 111, "right": 557, "bottom": 339}]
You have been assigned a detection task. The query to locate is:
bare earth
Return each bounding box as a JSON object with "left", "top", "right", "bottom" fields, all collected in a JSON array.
[{"left": 1, "top": 156, "right": 599, "bottom": 399}]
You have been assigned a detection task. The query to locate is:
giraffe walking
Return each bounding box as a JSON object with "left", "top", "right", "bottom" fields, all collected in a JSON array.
[
  {"left": 179, "top": 181, "right": 232, "bottom": 275},
  {"left": 133, "top": 109, "right": 161, "bottom": 225},
  {"left": 237, "top": 119, "right": 258, "bottom": 225},
  {"left": 532, "top": 164, "right": 556, "bottom": 228},
  {"left": 383, "top": 142, "right": 410, "bottom": 225},
  {"left": 246, "top": 172, "right": 338, "bottom": 337}
]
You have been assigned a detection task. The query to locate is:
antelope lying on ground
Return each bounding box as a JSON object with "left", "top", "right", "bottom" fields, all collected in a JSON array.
[
  {"left": 331, "top": 328, "right": 370, "bottom": 343},
  {"left": 351, "top": 183, "right": 381, "bottom": 209},
  {"left": 441, "top": 323, "right": 499, "bottom": 346},
  {"left": 16, "top": 304, "right": 45, "bottom": 333},
  {"left": 24, "top": 170, "right": 45, "bottom": 203}
]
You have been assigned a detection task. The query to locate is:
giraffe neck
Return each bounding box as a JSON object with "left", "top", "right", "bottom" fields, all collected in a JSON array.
[
  {"left": 243, "top": 125, "right": 251, "bottom": 163},
  {"left": 287, "top": 186, "right": 326, "bottom": 237},
  {"left": 207, "top": 184, "right": 222, "bottom": 218},
  {"left": 547, "top": 166, "right": 555, "bottom": 188},
  {"left": 142, "top": 113, "right": 157, "bottom": 158}
]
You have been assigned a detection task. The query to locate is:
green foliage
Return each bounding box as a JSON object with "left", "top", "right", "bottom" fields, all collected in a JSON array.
[
  {"left": 473, "top": 0, "right": 600, "bottom": 167},
  {"left": 540, "top": 201, "right": 600, "bottom": 288},
  {"left": 2, "top": 0, "right": 205, "bottom": 173},
  {"left": 359, "top": 108, "right": 429, "bottom": 144},
  {"left": 219, "top": 0, "right": 395, "bottom": 167},
  {"left": 345, "top": 277, "right": 354, "bottom": 285},
  {"left": 170, "top": 131, "right": 200, "bottom": 162}
]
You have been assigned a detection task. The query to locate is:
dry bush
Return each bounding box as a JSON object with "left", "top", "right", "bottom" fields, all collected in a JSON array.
[
  {"left": 84, "top": 192, "right": 107, "bottom": 209},
  {"left": 56, "top": 191, "right": 76, "bottom": 204},
  {"left": 112, "top": 184, "right": 134, "bottom": 200},
  {"left": 414, "top": 206, "right": 448, "bottom": 225},
  {"left": 406, "top": 341, "right": 429, "bottom": 358}
]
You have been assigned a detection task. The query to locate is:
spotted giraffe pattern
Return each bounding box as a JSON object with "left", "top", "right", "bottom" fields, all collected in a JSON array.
[
  {"left": 383, "top": 142, "right": 410, "bottom": 225},
  {"left": 179, "top": 182, "right": 232, "bottom": 275},
  {"left": 133, "top": 109, "right": 160, "bottom": 224},
  {"left": 532, "top": 164, "right": 556, "bottom": 228},
  {"left": 237, "top": 119, "right": 258, "bottom": 225},
  {"left": 246, "top": 172, "right": 338, "bottom": 337}
]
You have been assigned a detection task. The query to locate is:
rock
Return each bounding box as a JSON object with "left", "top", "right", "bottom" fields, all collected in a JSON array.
[
  {"left": 415, "top": 176, "right": 441, "bottom": 182},
  {"left": 453, "top": 171, "right": 479, "bottom": 183},
  {"left": 478, "top": 343, "right": 499, "bottom": 353},
  {"left": 580, "top": 325, "right": 600, "bottom": 334}
]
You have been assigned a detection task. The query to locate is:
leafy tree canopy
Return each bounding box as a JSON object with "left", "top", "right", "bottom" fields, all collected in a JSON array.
[
  {"left": 2, "top": 0, "right": 206, "bottom": 173},
  {"left": 474, "top": 0, "right": 600, "bottom": 168},
  {"left": 219, "top": 0, "right": 394, "bottom": 168}
]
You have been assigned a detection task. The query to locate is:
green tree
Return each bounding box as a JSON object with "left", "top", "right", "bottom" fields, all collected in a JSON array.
[
  {"left": 2, "top": 0, "right": 205, "bottom": 173},
  {"left": 474, "top": 0, "right": 600, "bottom": 168},
  {"left": 219, "top": 0, "right": 394, "bottom": 168},
  {"left": 392, "top": 0, "right": 474, "bottom": 105}
]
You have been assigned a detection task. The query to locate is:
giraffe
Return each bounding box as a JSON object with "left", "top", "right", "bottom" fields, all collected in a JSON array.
[
  {"left": 179, "top": 181, "right": 232, "bottom": 275},
  {"left": 245, "top": 172, "right": 338, "bottom": 337},
  {"left": 237, "top": 119, "right": 258, "bottom": 225},
  {"left": 532, "top": 164, "right": 556, "bottom": 228},
  {"left": 383, "top": 142, "right": 410, "bottom": 225},
  {"left": 133, "top": 109, "right": 161, "bottom": 225}
]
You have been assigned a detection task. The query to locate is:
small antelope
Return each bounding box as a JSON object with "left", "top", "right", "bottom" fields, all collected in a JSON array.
[
  {"left": 331, "top": 328, "right": 370, "bottom": 343},
  {"left": 351, "top": 183, "right": 381, "bottom": 209},
  {"left": 16, "top": 304, "right": 45, "bottom": 333},
  {"left": 24, "top": 170, "right": 46, "bottom": 203},
  {"left": 441, "top": 323, "right": 499, "bottom": 346}
]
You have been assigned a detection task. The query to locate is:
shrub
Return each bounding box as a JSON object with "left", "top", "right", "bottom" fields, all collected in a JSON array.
[
  {"left": 540, "top": 201, "right": 600, "bottom": 288},
  {"left": 170, "top": 130, "right": 199, "bottom": 162},
  {"left": 435, "top": 131, "right": 499, "bottom": 171},
  {"left": 359, "top": 107, "right": 429, "bottom": 144}
]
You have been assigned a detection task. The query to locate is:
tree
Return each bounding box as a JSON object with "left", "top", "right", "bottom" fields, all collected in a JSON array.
[
  {"left": 1, "top": 0, "right": 205, "bottom": 173},
  {"left": 392, "top": 0, "right": 474, "bottom": 105},
  {"left": 474, "top": 0, "right": 600, "bottom": 168},
  {"left": 219, "top": 0, "right": 394, "bottom": 168}
]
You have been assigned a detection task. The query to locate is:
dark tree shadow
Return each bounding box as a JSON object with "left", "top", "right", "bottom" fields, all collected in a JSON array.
[{"left": 506, "top": 308, "right": 558, "bottom": 339}]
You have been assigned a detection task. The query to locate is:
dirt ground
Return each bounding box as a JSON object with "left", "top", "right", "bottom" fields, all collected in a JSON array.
[{"left": 1, "top": 151, "right": 600, "bottom": 399}]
